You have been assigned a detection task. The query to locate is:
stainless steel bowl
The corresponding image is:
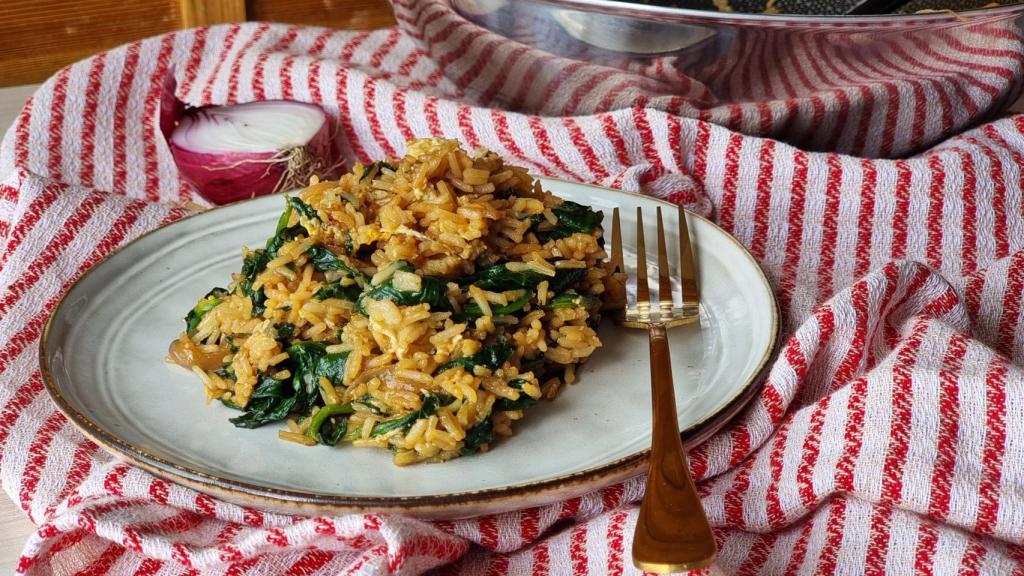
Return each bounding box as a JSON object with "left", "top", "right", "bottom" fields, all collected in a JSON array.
[{"left": 450, "top": 0, "right": 1024, "bottom": 156}]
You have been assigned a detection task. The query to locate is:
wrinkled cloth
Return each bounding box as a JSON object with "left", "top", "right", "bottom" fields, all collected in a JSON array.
[{"left": 2, "top": 1, "right": 1024, "bottom": 574}]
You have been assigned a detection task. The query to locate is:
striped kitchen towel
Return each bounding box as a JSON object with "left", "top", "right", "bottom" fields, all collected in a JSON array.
[{"left": 2, "top": 1, "right": 1024, "bottom": 573}]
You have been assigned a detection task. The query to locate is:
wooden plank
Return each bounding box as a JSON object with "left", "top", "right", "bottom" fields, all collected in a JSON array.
[
  {"left": 180, "top": 0, "right": 247, "bottom": 28},
  {"left": 0, "top": 0, "right": 181, "bottom": 86},
  {"left": 0, "top": 497, "right": 34, "bottom": 575},
  {"left": 0, "top": 0, "right": 394, "bottom": 86},
  {"left": 245, "top": 0, "right": 395, "bottom": 30}
]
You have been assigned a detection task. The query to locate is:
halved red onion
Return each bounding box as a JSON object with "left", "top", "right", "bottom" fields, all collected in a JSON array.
[{"left": 168, "top": 100, "right": 339, "bottom": 204}]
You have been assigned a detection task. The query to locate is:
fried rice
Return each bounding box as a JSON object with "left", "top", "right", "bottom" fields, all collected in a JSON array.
[{"left": 168, "top": 138, "right": 608, "bottom": 465}]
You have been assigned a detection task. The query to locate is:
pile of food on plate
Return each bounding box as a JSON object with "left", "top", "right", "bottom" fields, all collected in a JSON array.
[{"left": 168, "top": 138, "right": 609, "bottom": 465}]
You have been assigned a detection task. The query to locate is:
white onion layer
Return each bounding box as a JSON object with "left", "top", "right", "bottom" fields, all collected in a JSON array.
[{"left": 171, "top": 100, "right": 328, "bottom": 154}]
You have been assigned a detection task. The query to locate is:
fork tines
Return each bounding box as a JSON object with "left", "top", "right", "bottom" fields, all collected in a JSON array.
[{"left": 611, "top": 205, "right": 699, "bottom": 328}]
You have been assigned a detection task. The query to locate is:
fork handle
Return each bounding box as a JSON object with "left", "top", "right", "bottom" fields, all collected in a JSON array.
[{"left": 632, "top": 324, "right": 717, "bottom": 573}]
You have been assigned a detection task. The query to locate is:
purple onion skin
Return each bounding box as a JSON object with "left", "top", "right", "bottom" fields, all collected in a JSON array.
[
  {"left": 169, "top": 146, "right": 287, "bottom": 204},
  {"left": 168, "top": 105, "right": 336, "bottom": 205}
]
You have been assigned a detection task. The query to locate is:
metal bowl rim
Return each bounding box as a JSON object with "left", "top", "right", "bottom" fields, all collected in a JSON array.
[{"left": 479, "top": 0, "right": 1024, "bottom": 24}]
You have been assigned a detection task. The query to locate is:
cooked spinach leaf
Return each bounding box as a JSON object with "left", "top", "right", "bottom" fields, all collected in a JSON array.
[
  {"left": 435, "top": 339, "right": 512, "bottom": 375},
  {"left": 238, "top": 243, "right": 285, "bottom": 320},
  {"left": 306, "top": 246, "right": 366, "bottom": 279},
  {"left": 314, "top": 282, "right": 362, "bottom": 302},
  {"left": 494, "top": 379, "right": 539, "bottom": 411},
  {"left": 275, "top": 197, "right": 293, "bottom": 233},
  {"left": 319, "top": 353, "right": 349, "bottom": 386},
  {"left": 459, "top": 290, "right": 530, "bottom": 320},
  {"left": 184, "top": 288, "right": 229, "bottom": 336},
  {"left": 549, "top": 201, "right": 603, "bottom": 240},
  {"left": 471, "top": 262, "right": 584, "bottom": 294},
  {"left": 353, "top": 394, "right": 387, "bottom": 416},
  {"left": 240, "top": 279, "right": 267, "bottom": 317},
  {"left": 241, "top": 250, "right": 270, "bottom": 278},
  {"left": 318, "top": 416, "right": 348, "bottom": 446},
  {"left": 214, "top": 367, "right": 236, "bottom": 380},
  {"left": 273, "top": 322, "right": 295, "bottom": 341},
  {"left": 238, "top": 223, "right": 307, "bottom": 320},
  {"left": 354, "top": 271, "right": 450, "bottom": 314},
  {"left": 229, "top": 397, "right": 297, "bottom": 428},
  {"left": 460, "top": 416, "right": 493, "bottom": 455},
  {"left": 360, "top": 160, "right": 395, "bottom": 182},
  {"left": 520, "top": 355, "right": 545, "bottom": 373},
  {"left": 549, "top": 267, "right": 587, "bottom": 293},
  {"left": 370, "top": 391, "right": 455, "bottom": 437},
  {"left": 547, "top": 290, "right": 599, "bottom": 310},
  {"left": 240, "top": 207, "right": 309, "bottom": 307},
  {"left": 472, "top": 263, "right": 547, "bottom": 291},
  {"left": 306, "top": 402, "right": 354, "bottom": 445},
  {"left": 288, "top": 342, "right": 323, "bottom": 396},
  {"left": 287, "top": 341, "right": 349, "bottom": 396},
  {"left": 228, "top": 374, "right": 297, "bottom": 429},
  {"left": 231, "top": 341, "right": 349, "bottom": 430},
  {"left": 287, "top": 196, "right": 319, "bottom": 221},
  {"left": 265, "top": 224, "right": 306, "bottom": 257}
]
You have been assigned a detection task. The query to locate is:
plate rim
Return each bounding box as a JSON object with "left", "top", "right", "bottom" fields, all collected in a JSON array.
[{"left": 40, "top": 179, "right": 780, "bottom": 516}]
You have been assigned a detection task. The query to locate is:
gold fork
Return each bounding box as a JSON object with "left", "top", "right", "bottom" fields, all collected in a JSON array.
[{"left": 609, "top": 205, "right": 717, "bottom": 572}]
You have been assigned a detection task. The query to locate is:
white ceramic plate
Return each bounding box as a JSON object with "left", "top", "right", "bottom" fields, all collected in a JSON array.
[{"left": 42, "top": 179, "right": 777, "bottom": 518}]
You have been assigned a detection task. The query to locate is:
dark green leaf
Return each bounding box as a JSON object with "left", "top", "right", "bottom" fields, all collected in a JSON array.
[
  {"left": 241, "top": 250, "right": 270, "bottom": 278},
  {"left": 460, "top": 416, "right": 493, "bottom": 455},
  {"left": 549, "top": 201, "right": 602, "bottom": 240},
  {"left": 306, "top": 402, "right": 354, "bottom": 445},
  {"left": 546, "top": 290, "right": 599, "bottom": 310},
  {"left": 319, "top": 352, "right": 349, "bottom": 386},
  {"left": 239, "top": 248, "right": 276, "bottom": 318},
  {"left": 318, "top": 417, "right": 348, "bottom": 446},
  {"left": 494, "top": 379, "right": 539, "bottom": 411},
  {"left": 306, "top": 245, "right": 366, "bottom": 279},
  {"left": 370, "top": 391, "right": 454, "bottom": 437},
  {"left": 240, "top": 279, "right": 267, "bottom": 317},
  {"left": 459, "top": 290, "right": 530, "bottom": 320},
  {"left": 519, "top": 355, "right": 545, "bottom": 373},
  {"left": 360, "top": 161, "right": 395, "bottom": 182},
  {"left": 287, "top": 341, "right": 326, "bottom": 396},
  {"left": 273, "top": 322, "right": 295, "bottom": 341},
  {"left": 286, "top": 341, "right": 349, "bottom": 398},
  {"left": 472, "top": 263, "right": 547, "bottom": 291},
  {"left": 229, "top": 396, "right": 298, "bottom": 428},
  {"left": 251, "top": 375, "right": 289, "bottom": 400},
  {"left": 354, "top": 272, "right": 450, "bottom": 314},
  {"left": 313, "top": 282, "right": 362, "bottom": 302},
  {"left": 275, "top": 198, "right": 293, "bottom": 235},
  {"left": 225, "top": 374, "right": 305, "bottom": 429},
  {"left": 213, "top": 367, "right": 236, "bottom": 380},
  {"left": 220, "top": 398, "right": 244, "bottom": 410},
  {"left": 265, "top": 224, "right": 306, "bottom": 257},
  {"left": 548, "top": 267, "right": 587, "bottom": 293},
  {"left": 471, "top": 261, "right": 585, "bottom": 293},
  {"left": 184, "top": 288, "right": 229, "bottom": 336},
  {"left": 353, "top": 395, "right": 386, "bottom": 416},
  {"left": 370, "top": 412, "right": 418, "bottom": 437},
  {"left": 287, "top": 196, "right": 318, "bottom": 220},
  {"left": 435, "top": 339, "right": 512, "bottom": 375}
]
